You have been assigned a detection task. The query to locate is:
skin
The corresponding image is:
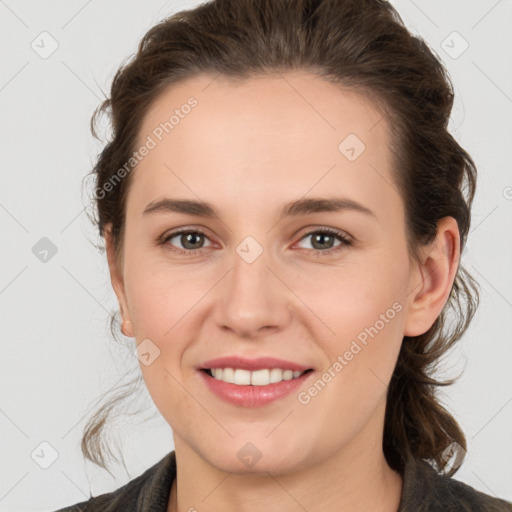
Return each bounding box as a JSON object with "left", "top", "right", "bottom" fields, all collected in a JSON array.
[{"left": 105, "top": 71, "right": 460, "bottom": 512}]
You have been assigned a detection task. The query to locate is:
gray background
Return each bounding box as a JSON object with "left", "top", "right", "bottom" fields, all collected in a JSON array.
[{"left": 1, "top": 0, "right": 511, "bottom": 510}]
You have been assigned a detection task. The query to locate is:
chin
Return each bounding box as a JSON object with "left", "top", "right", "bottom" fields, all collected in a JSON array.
[
  {"left": 210, "top": 452, "right": 302, "bottom": 477},
  {"left": 197, "top": 435, "right": 308, "bottom": 476}
]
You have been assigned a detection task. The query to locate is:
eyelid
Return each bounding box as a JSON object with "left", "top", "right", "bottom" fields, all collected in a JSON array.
[
  {"left": 159, "top": 224, "right": 213, "bottom": 241},
  {"left": 293, "top": 226, "right": 352, "bottom": 252},
  {"left": 160, "top": 227, "right": 216, "bottom": 249},
  {"left": 294, "top": 225, "right": 352, "bottom": 242},
  {"left": 160, "top": 225, "right": 353, "bottom": 254}
]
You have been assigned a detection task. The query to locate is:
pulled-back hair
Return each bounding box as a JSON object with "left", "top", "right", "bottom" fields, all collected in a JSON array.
[{"left": 82, "top": 0, "right": 478, "bottom": 477}]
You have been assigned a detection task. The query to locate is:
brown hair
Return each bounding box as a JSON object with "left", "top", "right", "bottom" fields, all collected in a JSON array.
[{"left": 82, "top": 0, "right": 479, "bottom": 477}]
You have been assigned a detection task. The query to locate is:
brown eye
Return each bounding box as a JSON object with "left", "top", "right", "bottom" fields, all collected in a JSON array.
[
  {"left": 179, "top": 232, "right": 205, "bottom": 250},
  {"left": 296, "top": 229, "right": 351, "bottom": 253},
  {"left": 310, "top": 232, "right": 337, "bottom": 250},
  {"left": 162, "top": 229, "right": 213, "bottom": 254}
]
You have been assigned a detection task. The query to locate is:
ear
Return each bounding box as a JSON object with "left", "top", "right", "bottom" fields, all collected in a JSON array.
[
  {"left": 404, "top": 216, "right": 460, "bottom": 337},
  {"left": 104, "top": 224, "right": 134, "bottom": 337}
]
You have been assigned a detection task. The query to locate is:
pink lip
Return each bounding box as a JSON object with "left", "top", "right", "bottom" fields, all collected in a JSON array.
[
  {"left": 199, "top": 369, "right": 314, "bottom": 407},
  {"left": 200, "top": 356, "right": 311, "bottom": 372}
]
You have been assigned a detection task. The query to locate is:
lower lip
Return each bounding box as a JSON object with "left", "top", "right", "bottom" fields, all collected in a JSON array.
[{"left": 199, "top": 370, "right": 313, "bottom": 407}]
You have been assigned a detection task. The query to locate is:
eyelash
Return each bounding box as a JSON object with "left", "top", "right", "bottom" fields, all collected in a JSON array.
[{"left": 159, "top": 227, "right": 352, "bottom": 257}]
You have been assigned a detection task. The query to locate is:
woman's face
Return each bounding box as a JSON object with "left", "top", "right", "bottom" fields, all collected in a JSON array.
[{"left": 108, "top": 72, "right": 430, "bottom": 475}]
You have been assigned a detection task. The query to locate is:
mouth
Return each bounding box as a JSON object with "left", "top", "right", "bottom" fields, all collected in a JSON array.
[
  {"left": 201, "top": 367, "right": 314, "bottom": 386},
  {"left": 197, "top": 357, "right": 315, "bottom": 407}
]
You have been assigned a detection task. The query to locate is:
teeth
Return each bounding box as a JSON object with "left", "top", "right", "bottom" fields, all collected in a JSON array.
[
  {"left": 283, "top": 370, "right": 293, "bottom": 380},
  {"left": 208, "top": 368, "right": 306, "bottom": 385},
  {"left": 234, "top": 369, "right": 251, "bottom": 385},
  {"left": 222, "top": 367, "right": 234, "bottom": 383},
  {"left": 251, "top": 369, "right": 269, "bottom": 386},
  {"left": 270, "top": 368, "right": 283, "bottom": 383}
]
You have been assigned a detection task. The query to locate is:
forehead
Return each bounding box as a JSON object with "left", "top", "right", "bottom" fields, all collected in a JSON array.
[
  {"left": 129, "top": 71, "right": 397, "bottom": 220},
  {"left": 137, "top": 71, "right": 388, "bottom": 148}
]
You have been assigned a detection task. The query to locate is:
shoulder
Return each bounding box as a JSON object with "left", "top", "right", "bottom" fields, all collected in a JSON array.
[
  {"left": 399, "top": 456, "right": 512, "bottom": 511},
  {"left": 53, "top": 451, "right": 176, "bottom": 512}
]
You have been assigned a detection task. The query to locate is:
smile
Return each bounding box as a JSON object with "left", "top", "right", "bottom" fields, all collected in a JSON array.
[
  {"left": 205, "top": 368, "right": 310, "bottom": 386},
  {"left": 199, "top": 367, "right": 314, "bottom": 407}
]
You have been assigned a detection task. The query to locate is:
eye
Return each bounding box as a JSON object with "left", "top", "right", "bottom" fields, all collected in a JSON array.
[
  {"left": 161, "top": 229, "right": 213, "bottom": 255},
  {"left": 159, "top": 226, "right": 352, "bottom": 257},
  {"left": 295, "top": 228, "right": 352, "bottom": 254}
]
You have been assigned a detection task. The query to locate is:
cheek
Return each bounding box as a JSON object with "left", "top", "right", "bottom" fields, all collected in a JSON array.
[
  {"left": 124, "top": 258, "right": 201, "bottom": 340},
  {"left": 295, "top": 253, "right": 408, "bottom": 392},
  {"left": 124, "top": 238, "right": 409, "bottom": 361},
  {"left": 292, "top": 269, "right": 406, "bottom": 452},
  {"left": 123, "top": 262, "right": 206, "bottom": 421},
  {"left": 291, "top": 252, "right": 407, "bottom": 339}
]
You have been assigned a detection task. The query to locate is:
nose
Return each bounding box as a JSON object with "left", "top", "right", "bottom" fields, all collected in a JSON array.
[{"left": 213, "top": 240, "right": 293, "bottom": 339}]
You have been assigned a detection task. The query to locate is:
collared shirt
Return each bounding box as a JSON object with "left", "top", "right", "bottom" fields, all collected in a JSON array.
[{"left": 54, "top": 451, "right": 512, "bottom": 511}]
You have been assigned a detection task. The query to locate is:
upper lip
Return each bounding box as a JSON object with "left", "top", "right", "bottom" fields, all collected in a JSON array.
[{"left": 199, "top": 356, "right": 312, "bottom": 372}]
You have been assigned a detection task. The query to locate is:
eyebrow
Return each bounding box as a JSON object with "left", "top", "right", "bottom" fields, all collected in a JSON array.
[{"left": 142, "top": 197, "right": 376, "bottom": 219}]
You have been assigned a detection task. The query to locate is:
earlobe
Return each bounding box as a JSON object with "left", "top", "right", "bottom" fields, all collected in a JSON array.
[
  {"left": 121, "top": 317, "right": 134, "bottom": 337},
  {"left": 404, "top": 217, "right": 460, "bottom": 337},
  {"left": 104, "top": 225, "right": 134, "bottom": 337}
]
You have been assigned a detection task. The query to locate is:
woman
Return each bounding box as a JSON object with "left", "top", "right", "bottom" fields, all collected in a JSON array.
[{"left": 56, "top": 0, "right": 512, "bottom": 510}]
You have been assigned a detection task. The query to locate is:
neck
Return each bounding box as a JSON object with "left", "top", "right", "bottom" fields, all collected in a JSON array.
[{"left": 168, "top": 400, "right": 403, "bottom": 512}]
